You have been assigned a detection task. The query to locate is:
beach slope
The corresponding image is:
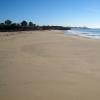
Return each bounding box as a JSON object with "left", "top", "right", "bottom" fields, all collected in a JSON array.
[{"left": 0, "top": 31, "right": 100, "bottom": 100}]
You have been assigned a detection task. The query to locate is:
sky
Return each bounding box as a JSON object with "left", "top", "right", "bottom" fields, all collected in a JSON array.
[{"left": 0, "top": 0, "right": 100, "bottom": 28}]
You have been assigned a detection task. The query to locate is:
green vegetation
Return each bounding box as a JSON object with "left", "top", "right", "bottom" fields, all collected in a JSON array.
[{"left": 0, "top": 20, "right": 71, "bottom": 32}]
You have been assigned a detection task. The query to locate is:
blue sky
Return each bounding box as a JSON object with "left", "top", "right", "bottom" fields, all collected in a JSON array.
[{"left": 0, "top": 0, "right": 100, "bottom": 27}]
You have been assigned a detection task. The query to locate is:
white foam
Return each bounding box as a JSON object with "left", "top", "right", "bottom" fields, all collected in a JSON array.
[{"left": 64, "top": 30, "right": 100, "bottom": 39}]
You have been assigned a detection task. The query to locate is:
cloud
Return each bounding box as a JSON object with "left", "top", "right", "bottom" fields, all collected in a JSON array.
[{"left": 86, "top": 8, "right": 100, "bottom": 13}]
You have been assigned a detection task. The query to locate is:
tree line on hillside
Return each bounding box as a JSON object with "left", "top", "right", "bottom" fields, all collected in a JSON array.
[{"left": 0, "top": 20, "right": 71, "bottom": 32}]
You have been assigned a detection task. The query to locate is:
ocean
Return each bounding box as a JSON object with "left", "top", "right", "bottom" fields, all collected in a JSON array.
[{"left": 64, "top": 28, "right": 100, "bottom": 39}]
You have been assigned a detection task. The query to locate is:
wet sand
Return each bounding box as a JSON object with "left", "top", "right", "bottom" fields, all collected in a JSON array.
[{"left": 0, "top": 31, "right": 100, "bottom": 100}]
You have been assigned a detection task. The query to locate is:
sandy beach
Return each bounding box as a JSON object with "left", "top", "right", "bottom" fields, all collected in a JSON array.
[{"left": 0, "top": 30, "right": 100, "bottom": 100}]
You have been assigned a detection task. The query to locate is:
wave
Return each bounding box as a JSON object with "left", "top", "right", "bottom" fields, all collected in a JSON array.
[{"left": 64, "top": 29, "right": 100, "bottom": 39}]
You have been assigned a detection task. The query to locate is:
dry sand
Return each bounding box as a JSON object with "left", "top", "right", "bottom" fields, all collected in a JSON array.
[{"left": 0, "top": 31, "right": 100, "bottom": 100}]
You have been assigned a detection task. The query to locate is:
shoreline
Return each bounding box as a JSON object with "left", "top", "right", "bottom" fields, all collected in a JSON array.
[
  {"left": 1, "top": 30, "right": 100, "bottom": 41},
  {"left": 64, "top": 29, "right": 100, "bottom": 40}
]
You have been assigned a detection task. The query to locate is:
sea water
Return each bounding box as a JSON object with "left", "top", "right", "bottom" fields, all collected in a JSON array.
[{"left": 64, "top": 28, "right": 100, "bottom": 39}]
